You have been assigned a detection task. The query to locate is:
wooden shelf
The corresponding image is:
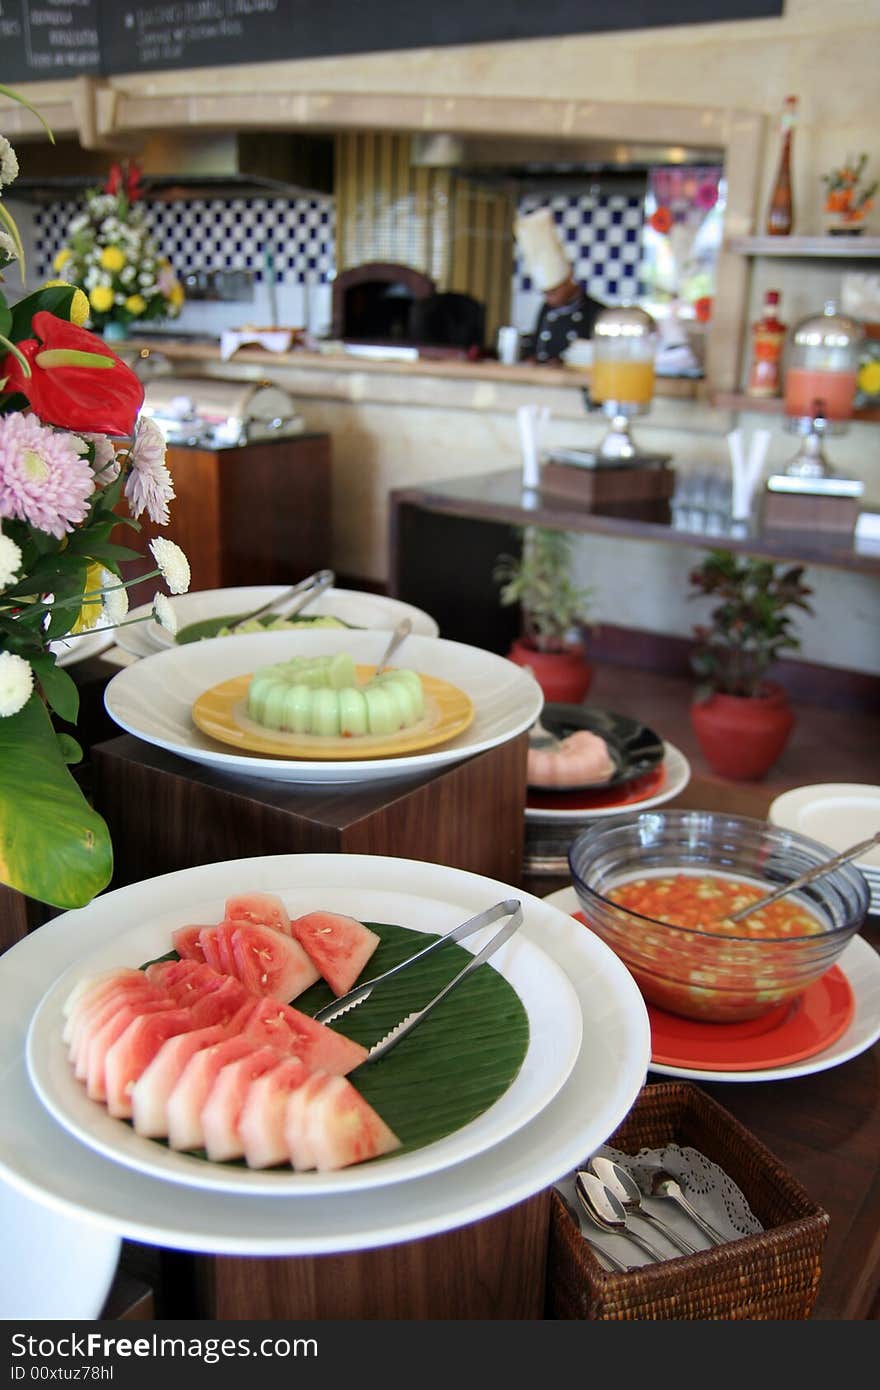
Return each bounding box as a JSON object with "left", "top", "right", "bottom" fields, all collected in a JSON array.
[
  {"left": 728, "top": 235, "right": 880, "bottom": 259},
  {"left": 712, "top": 391, "right": 880, "bottom": 423}
]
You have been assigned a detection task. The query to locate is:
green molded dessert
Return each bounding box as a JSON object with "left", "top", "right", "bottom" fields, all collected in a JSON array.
[{"left": 246, "top": 653, "right": 426, "bottom": 737}]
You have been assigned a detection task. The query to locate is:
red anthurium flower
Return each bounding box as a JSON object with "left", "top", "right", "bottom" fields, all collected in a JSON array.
[
  {"left": 1, "top": 311, "right": 144, "bottom": 436},
  {"left": 125, "top": 161, "right": 144, "bottom": 202},
  {"left": 104, "top": 161, "right": 124, "bottom": 196}
]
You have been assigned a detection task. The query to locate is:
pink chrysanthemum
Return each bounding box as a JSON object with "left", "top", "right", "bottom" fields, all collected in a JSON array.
[
  {"left": 82, "top": 433, "right": 121, "bottom": 486},
  {"left": 0, "top": 414, "right": 95, "bottom": 539},
  {"left": 124, "top": 416, "right": 175, "bottom": 525}
]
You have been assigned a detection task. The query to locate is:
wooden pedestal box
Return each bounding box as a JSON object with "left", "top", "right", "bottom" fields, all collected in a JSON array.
[
  {"left": 121, "top": 433, "right": 332, "bottom": 609},
  {"left": 90, "top": 730, "right": 540, "bottom": 1319},
  {"left": 91, "top": 732, "right": 527, "bottom": 907}
]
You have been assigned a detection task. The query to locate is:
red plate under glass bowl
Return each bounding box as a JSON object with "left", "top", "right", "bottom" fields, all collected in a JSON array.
[{"left": 568, "top": 809, "right": 869, "bottom": 1024}]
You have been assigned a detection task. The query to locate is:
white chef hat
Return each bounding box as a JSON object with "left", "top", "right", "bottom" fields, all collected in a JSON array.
[{"left": 514, "top": 207, "right": 572, "bottom": 293}]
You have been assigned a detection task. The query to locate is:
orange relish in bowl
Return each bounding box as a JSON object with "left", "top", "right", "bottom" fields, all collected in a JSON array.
[{"left": 606, "top": 872, "right": 826, "bottom": 938}]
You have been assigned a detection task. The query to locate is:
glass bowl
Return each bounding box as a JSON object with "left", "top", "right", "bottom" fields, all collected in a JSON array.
[{"left": 568, "top": 809, "right": 868, "bottom": 1022}]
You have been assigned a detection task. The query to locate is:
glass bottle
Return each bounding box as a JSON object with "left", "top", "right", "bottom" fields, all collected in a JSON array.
[
  {"left": 765, "top": 96, "right": 797, "bottom": 236},
  {"left": 746, "top": 290, "right": 786, "bottom": 397}
]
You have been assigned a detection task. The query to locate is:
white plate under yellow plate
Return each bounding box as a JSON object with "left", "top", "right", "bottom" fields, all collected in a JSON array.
[
  {"left": 104, "top": 629, "right": 542, "bottom": 786},
  {"left": 192, "top": 666, "right": 474, "bottom": 760}
]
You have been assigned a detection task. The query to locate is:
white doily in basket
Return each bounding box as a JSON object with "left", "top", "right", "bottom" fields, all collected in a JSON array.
[{"left": 555, "top": 1142, "right": 763, "bottom": 1271}]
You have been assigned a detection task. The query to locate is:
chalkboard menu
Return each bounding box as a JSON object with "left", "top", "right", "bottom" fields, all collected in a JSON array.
[
  {"left": 1, "top": 1, "right": 101, "bottom": 82},
  {"left": 3, "top": 1, "right": 784, "bottom": 83}
]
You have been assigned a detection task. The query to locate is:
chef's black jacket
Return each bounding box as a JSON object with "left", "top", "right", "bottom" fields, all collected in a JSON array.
[{"left": 530, "top": 289, "right": 606, "bottom": 363}]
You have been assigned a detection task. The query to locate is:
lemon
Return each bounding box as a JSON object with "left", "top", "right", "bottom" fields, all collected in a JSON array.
[{"left": 857, "top": 359, "right": 880, "bottom": 397}]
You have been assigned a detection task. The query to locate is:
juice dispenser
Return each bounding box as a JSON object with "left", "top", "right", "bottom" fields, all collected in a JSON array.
[
  {"left": 782, "top": 302, "right": 865, "bottom": 477},
  {"left": 589, "top": 304, "right": 661, "bottom": 459}
]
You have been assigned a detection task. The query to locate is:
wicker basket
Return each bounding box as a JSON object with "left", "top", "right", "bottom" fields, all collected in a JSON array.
[{"left": 546, "top": 1081, "right": 829, "bottom": 1320}]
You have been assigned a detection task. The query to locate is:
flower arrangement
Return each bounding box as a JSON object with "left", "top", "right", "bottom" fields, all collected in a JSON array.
[
  {"left": 822, "top": 154, "right": 876, "bottom": 233},
  {"left": 52, "top": 159, "right": 184, "bottom": 335},
  {"left": 1, "top": 86, "right": 190, "bottom": 911},
  {"left": 688, "top": 550, "right": 813, "bottom": 700}
]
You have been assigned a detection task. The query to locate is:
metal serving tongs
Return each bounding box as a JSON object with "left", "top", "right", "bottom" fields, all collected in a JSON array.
[
  {"left": 314, "top": 898, "right": 524, "bottom": 1065},
  {"left": 234, "top": 568, "right": 336, "bottom": 628}
]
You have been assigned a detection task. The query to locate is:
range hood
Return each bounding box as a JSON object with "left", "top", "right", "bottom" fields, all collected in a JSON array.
[
  {"left": 12, "top": 132, "right": 333, "bottom": 202},
  {"left": 410, "top": 132, "right": 723, "bottom": 194}
]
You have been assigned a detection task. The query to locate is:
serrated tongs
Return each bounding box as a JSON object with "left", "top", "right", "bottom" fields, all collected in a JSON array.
[
  {"left": 314, "top": 898, "right": 524, "bottom": 1065},
  {"left": 235, "top": 567, "right": 336, "bottom": 627}
]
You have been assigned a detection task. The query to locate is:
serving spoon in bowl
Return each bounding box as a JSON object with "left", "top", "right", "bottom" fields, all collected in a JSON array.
[
  {"left": 586, "top": 1156, "right": 698, "bottom": 1255},
  {"left": 726, "top": 829, "right": 880, "bottom": 924}
]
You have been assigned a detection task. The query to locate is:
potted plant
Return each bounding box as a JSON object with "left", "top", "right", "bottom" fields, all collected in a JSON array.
[
  {"left": 494, "top": 526, "right": 595, "bottom": 702},
  {"left": 687, "top": 550, "right": 813, "bottom": 781}
]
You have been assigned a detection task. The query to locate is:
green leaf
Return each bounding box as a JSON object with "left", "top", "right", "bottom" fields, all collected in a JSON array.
[
  {"left": 30, "top": 654, "right": 80, "bottom": 724},
  {"left": 9, "top": 285, "right": 76, "bottom": 341},
  {"left": 56, "top": 733, "right": 83, "bottom": 766},
  {"left": 0, "top": 301, "right": 11, "bottom": 338},
  {"left": 0, "top": 694, "right": 112, "bottom": 910}
]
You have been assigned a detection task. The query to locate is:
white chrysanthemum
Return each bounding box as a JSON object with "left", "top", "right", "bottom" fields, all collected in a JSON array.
[
  {"left": 149, "top": 538, "right": 190, "bottom": 595},
  {"left": 0, "top": 136, "right": 19, "bottom": 188},
  {"left": 0, "top": 651, "right": 33, "bottom": 717},
  {"left": 0, "top": 531, "right": 22, "bottom": 587},
  {"left": 0, "top": 229, "right": 17, "bottom": 263},
  {"left": 152, "top": 591, "right": 178, "bottom": 634},
  {"left": 101, "top": 570, "right": 129, "bottom": 626}
]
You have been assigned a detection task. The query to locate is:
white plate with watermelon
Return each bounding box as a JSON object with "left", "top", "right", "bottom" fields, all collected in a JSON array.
[
  {"left": 26, "top": 883, "right": 583, "bottom": 1195},
  {"left": 0, "top": 855, "right": 649, "bottom": 1255},
  {"left": 103, "top": 629, "right": 544, "bottom": 785},
  {"left": 114, "top": 586, "right": 440, "bottom": 659}
]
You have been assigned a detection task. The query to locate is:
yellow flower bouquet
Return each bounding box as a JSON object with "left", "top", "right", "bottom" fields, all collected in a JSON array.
[{"left": 53, "top": 161, "right": 184, "bottom": 337}]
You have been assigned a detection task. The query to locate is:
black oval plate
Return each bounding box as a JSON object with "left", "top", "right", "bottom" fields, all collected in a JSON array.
[{"left": 528, "top": 704, "right": 665, "bottom": 793}]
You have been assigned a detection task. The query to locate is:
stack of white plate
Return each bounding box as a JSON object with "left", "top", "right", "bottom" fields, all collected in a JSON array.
[{"left": 768, "top": 783, "right": 880, "bottom": 915}]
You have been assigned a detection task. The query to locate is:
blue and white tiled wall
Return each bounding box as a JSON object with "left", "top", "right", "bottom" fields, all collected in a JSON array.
[
  {"left": 32, "top": 187, "right": 644, "bottom": 339},
  {"left": 34, "top": 195, "right": 336, "bottom": 336},
  {"left": 511, "top": 191, "right": 645, "bottom": 335}
]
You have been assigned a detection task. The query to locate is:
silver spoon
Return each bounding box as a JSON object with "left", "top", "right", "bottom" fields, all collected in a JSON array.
[
  {"left": 587, "top": 1156, "right": 698, "bottom": 1255},
  {"left": 375, "top": 617, "right": 412, "bottom": 674},
  {"left": 649, "top": 1170, "right": 729, "bottom": 1246},
  {"left": 229, "top": 568, "right": 336, "bottom": 629},
  {"left": 726, "top": 830, "right": 880, "bottom": 923},
  {"left": 569, "top": 1189, "right": 631, "bottom": 1274},
  {"left": 575, "top": 1171, "right": 668, "bottom": 1263}
]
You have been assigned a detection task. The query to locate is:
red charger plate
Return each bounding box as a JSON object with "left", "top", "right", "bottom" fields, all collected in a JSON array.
[{"left": 572, "top": 911, "right": 854, "bottom": 1071}]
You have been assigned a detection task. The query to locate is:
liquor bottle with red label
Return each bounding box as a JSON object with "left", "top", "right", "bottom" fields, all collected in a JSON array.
[{"left": 746, "top": 290, "right": 787, "bottom": 397}]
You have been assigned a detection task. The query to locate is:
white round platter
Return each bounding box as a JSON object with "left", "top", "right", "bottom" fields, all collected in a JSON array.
[
  {"left": 103, "top": 630, "right": 543, "bottom": 786},
  {"left": 114, "top": 585, "right": 440, "bottom": 658},
  {"left": 0, "top": 853, "right": 650, "bottom": 1256}
]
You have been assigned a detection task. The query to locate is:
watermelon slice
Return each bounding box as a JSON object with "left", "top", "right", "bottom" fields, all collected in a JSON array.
[
  {"left": 166, "top": 1036, "right": 263, "bottom": 1151},
  {"left": 130, "top": 1021, "right": 231, "bottom": 1138},
  {"left": 145, "top": 959, "right": 219, "bottom": 993},
  {"left": 104, "top": 1007, "right": 199, "bottom": 1117},
  {"left": 238, "top": 1057, "right": 312, "bottom": 1169},
  {"left": 62, "top": 969, "right": 147, "bottom": 1041},
  {"left": 230, "top": 923, "right": 320, "bottom": 1001},
  {"left": 302, "top": 1074, "right": 401, "bottom": 1171},
  {"left": 284, "top": 1073, "right": 334, "bottom": 1171},
  {"left": 224, "top": 892, "right": 291, "bottom": 936},
  {"left": 242, "top": 997, "right": 368, "bottom": 1074},
  {"left": 289, "top": 910, "right": 380, "bottom": 996},
  {"left": 171, "top": 926, "right": 209, "bottom": 962},
  {"left": 68, "top": 977, "right": 163, "bottom": 1064},
  {"left": 82, "top": 998, "right": 180, "bottom": 1100},
  {"left": 201, "top": 1045, "right": 284, "bottom": 1162}
]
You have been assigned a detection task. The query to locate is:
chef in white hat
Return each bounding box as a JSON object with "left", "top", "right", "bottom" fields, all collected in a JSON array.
[{"left": 514, "top": 207, "right": 606, "bottom": 363}]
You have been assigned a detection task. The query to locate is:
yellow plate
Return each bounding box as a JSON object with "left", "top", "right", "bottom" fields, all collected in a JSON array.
[{"left": 191, "top": 664, "right": 475, "bottom": 761}]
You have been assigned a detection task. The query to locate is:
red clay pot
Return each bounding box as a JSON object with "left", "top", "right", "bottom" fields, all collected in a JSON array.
[
  {"left": 690, "top": 682, "right": 795, "bottom": 781},
  {"left": 506, "top": 637, "right": 593, "bottom": 703}
]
